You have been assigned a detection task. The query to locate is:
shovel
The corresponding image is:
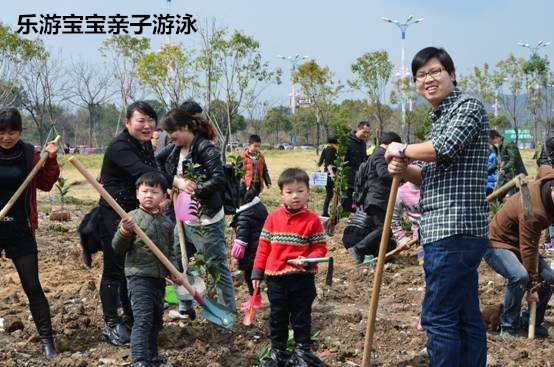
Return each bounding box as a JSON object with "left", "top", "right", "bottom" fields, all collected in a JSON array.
[
  {"left": 68, "top": 156, "right": 235, "bottom": 329},
  {"left": 0, "top": 135, "right": 61, "bottom": 221},
  {"left": 242, "top": 287, "right": 259, "bottom": 326},
  {"left": 361, "top": 175, "right": 401, "bottom": 367},
  {"left": 286, "top": 257, "right": 334, "bottom": 286}
]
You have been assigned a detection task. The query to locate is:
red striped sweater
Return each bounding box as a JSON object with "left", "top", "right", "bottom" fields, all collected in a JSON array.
[{"left": 252, "top": 205, "right": 327, "bottom": 279}]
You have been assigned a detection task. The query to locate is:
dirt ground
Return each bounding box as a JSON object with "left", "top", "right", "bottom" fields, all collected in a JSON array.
[
  {"left": 0, "top": 150, "right": 552, "bottom": 366},
  {"left": 0, "top": 205, "right": 552, "bottom": 367}
]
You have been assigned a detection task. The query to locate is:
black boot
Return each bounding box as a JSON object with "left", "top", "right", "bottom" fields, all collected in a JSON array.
[
  {"left": 101, "top": 321, "right": 131, "bottom": 346},
  {"left": 30, "top": 302, "right": 58, "bottom": 359},
  {"left": 289, "top": 344, "right": 322, "bottom": 367},
  {"left": 41, "top": 338, "right": 57, "bottom": 359},
  {"left": 260, "top": 349, "right": 290, "bottom": 367}
]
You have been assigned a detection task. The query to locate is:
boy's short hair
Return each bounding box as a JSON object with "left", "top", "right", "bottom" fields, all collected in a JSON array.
[
  {"left": 489, "top": 129, "right": 502, "bottom": 139},
  {"left": 357, "top": 121, "right": 370, "bottom": 129},
  {"left": 135, "top": 172, "right": 168, "bottom": 191},
  {"left": 380, "top": 131, "right": 402, "bottom": 144},
  {"left": 278, "top": 168, "right": 310, "bottom": 190},
  {"left": 327, "top": 135, "right": 338, "bottom": 144},
  {"left": 0, "top": 108, "right": 23, "bottom": 132},
  {"left": 249, "top": 134, "right": 262, "bottom": 144}
]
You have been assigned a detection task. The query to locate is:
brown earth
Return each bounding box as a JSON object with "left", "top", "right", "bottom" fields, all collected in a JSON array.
[{"left": 0, "top": 202, "right": 552, "bottom": 367}]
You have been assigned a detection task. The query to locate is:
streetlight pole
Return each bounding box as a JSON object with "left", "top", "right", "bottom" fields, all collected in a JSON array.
[
  {"left": 517, "top": 40, "right": 551, "bottom": 55},
  {"left": 277, "top": 54, "right": 308, "bottom": 114},
  {"left": 517, "top": 41, "right": 550, "bottom": 146},
  {"left": 382, "top": 15, "right": 424, "bottom": 141}
]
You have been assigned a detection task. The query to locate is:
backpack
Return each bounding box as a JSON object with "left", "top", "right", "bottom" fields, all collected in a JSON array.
[{"left": 222, "top": 163, "right": 241, "bottom": 215}]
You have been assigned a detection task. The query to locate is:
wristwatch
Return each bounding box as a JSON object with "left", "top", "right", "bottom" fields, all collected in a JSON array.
[{"left": 398, "top": 143, "right": 408, "bottom": 158}]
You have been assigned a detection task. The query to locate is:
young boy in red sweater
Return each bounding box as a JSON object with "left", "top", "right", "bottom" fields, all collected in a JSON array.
[{"left": 252, "top": 168, "right": 327, "bottom": 367}]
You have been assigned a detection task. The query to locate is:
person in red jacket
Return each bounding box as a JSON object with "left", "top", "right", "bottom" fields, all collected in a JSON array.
[
  {"left": 252, "top": 168, "right": 327, "bottom": 367},
  {"left": 0, "top": 108, "right": 60, "bottom": 359}
]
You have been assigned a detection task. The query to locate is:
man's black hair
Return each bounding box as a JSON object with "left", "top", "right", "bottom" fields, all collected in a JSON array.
[
  {"left": 327, "top": 135, "right": 338, "bottom": 144},
  {"left": 357, "top": 121, "right": 370, "bottom": 129},
  {"left": 135, "top": 171, "right": 168, "bottom": 191},
  {"left": 380, "top": 131, "right": 402, "bottom": 145},
  {"left": 126, "top": 101, "right": 158, "bottom": 122},
  {"left": 411, "top": 47, "right": 457, "bottom": 86},
  {"left": 278, "top": 168, "right": 310, "bottom": 190},
  {"left": 489, "top": 129, "right": 502, "bottom": 139},
  {"left": 180, "top": 100, "right": 203, "bottom": 115},
  {"left": 249, "top": 134, "right": 262, "bottom": 144},
  {"left": 0, "top": 108, "right": 23, "bottom": 132}
]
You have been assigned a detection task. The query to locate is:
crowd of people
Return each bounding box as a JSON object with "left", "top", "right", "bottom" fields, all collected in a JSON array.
[{"left": 0, "top": 46, "right": 552, "bottom": 367}]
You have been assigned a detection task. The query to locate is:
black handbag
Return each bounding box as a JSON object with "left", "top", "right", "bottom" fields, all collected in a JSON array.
[
  {"left": 341, "top": 209, "right": 372, "bottom": 249},
  {"left": 77, "top": 206, "right": 104, "bottom": 267}
]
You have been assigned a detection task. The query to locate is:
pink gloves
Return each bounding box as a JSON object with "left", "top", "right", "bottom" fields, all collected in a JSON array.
[{"left": 231, "top": 239, "right": 248, "bottom": 260}]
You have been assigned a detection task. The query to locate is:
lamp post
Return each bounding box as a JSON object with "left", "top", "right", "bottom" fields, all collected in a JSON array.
[
  {"left": 382, "top": 15, "right": 424, "bottom": 141},
  {"left": 277, "top": 54, "right": 308, "bottom": 114},
  {"left": 517, "top": 40, "right": 551, "bottom": 55}
]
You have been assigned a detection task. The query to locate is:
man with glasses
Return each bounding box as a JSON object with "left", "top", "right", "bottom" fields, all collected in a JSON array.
[{"left": 385, "top": 47, "right": 489, "bottom": 366}]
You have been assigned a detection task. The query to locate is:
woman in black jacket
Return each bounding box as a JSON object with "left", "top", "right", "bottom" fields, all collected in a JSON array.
[
  {"left": 95, "top": 101, "right": 167, "bottom": 345},
  {"left": 157, "top": 108, "right": 236, "bottom": 311}
]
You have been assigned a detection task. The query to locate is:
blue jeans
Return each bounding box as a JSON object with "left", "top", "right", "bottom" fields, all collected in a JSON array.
[
  {"left": 185, "top": 219, "right": 236, "bottom": 310},
  {"left": 421, "top": 235, "right": 487, "bottom": 367},
  {"left": 127, "top": 276, "right": 165, "bottom": 364},
  {"left": 484, "top": 248, "right": 554, "bottom": 332}
]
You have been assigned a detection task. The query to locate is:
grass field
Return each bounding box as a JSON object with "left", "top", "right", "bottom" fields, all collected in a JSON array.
[{"left": 42, "top": 148, "right": 539, "bottom": 213}]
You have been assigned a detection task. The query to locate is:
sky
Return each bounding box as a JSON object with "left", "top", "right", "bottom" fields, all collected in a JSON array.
[{"left": 1, "top": 0, "right": 553, "bottom": 108}]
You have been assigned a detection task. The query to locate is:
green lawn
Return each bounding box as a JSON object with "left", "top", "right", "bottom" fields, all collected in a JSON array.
[{"left": 41, "top": 149, "right": 539, "bottom": 213}]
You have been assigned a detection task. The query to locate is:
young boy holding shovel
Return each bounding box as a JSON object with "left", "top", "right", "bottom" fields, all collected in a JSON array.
[
  {"left": 252, "top": 168, "right": 327, "bottom": 367},
  {"left": 112, "top": 172, "right": 182, "bottom": 367}
]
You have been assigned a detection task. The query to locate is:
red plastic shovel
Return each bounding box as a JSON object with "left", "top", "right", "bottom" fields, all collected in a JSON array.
[{"left": 242, "top": 287, "right": 259, "bottom": 326}]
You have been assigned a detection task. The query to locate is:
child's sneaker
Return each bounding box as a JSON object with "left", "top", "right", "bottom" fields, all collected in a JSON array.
[{"left": 289, "top": 344, "right": 322, "bottom": 367}]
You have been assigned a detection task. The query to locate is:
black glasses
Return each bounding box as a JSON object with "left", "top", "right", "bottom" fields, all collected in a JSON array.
[{"left": 415, "top": 67, "right": 445, "bottom": 81}]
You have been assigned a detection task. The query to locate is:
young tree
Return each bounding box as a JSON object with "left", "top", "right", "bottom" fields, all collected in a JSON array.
[
  {"left": 349, "top": 51, "right": 393, "bottom": 136},
  {"left": 99, "top": 35, "right": 150, "bottom": 134},
  {"left": 69, "top": 60, "right": 115, "bottom": 147},
  {"left": 293, "top": 60, "right": 342, "bottom": 154},
  {"left": 263, "top": 106, "right": 292, "bottom": 146},
  {"left": 494, "top": 55, "right": 526, "bottom": 145},
  {"left": 0, "top": 24, "right": 44, "bottom": 106},
  {"left": 217, "top": 31, "right": 278, "bottom": 160},
  {"left": 523, "top": 54, "right": 550, "bottom": 147},
  {"left": 136, "top": 43, "right": 197, "bottom": 111},
  {"left": 19, "top": 50, "right": 69, "bottom": 144}
]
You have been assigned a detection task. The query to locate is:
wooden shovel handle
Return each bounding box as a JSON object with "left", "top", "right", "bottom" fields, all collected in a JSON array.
[
  {"left": 0, "top": 135, "right": 61, "bottom": 221},
  {"left": 362, "top": 175, "right": 401, "bottom": 367},
  {"left": 68, "top": 156, "right": 200, "bottom": 300},
  {"left": 528, "top": 301, "right": 537, "bottom": 339},
  {"left": 172, "top": 193, "right": 189, "bottom": 270},
  {"left": 384, "top": 237, "right": 418, "bottom": 261}
]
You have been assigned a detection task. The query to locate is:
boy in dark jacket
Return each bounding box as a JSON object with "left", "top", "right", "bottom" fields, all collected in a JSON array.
[
  {"left": 348, "top": 131, "right": 401, "bottom": 263},
  {"left": 230, "top": 186, "right": 269, "bottom": 311},
  {"left": 112, "top": 172, "right": 179, "bottom": 367},
  {"left": 253, "top": 168, "right": 327, "bottom": 367}
]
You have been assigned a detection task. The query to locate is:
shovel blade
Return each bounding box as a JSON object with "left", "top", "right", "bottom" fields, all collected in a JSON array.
[{"left": 200, "top": 298, "right": 236, "bottom": 329}]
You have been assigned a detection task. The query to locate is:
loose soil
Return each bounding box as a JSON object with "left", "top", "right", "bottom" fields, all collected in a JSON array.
[{"left": 0, "top": 205, "right": 552, "bottom": 367}]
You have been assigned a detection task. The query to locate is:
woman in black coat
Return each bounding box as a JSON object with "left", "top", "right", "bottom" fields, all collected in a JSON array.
[{"left": 94, "top": 101, "right": 168, "bottom": 345}]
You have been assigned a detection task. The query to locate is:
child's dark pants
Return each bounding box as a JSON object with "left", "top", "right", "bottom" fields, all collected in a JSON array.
[
  {"left": 266, "top": 273, "right": 316, "bottom": 350},
  {"left": 127, "top": 276, "right": 165, "bottom": 364}
]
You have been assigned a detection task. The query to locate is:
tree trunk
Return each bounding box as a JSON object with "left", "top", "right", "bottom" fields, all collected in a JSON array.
[{"left": 316, "top": 112, "right": 321, "bottom": 155}]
